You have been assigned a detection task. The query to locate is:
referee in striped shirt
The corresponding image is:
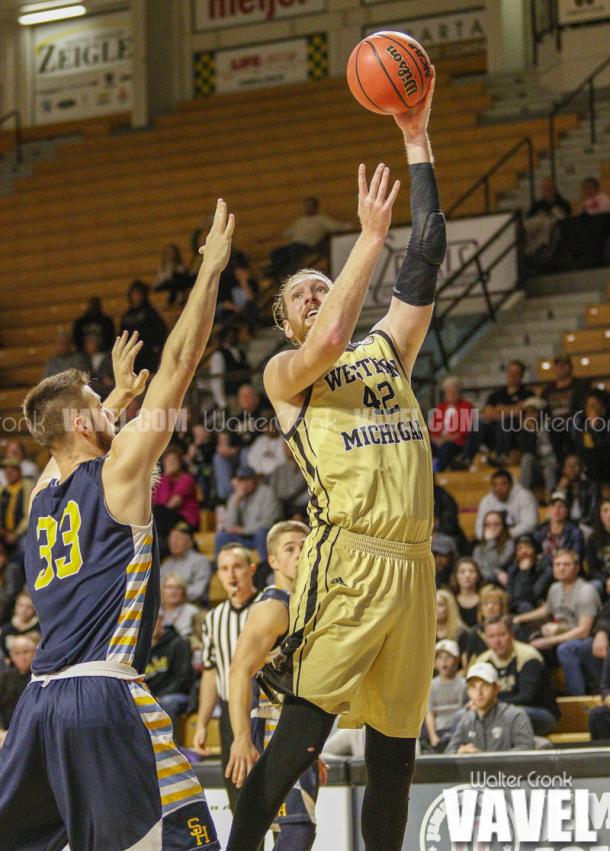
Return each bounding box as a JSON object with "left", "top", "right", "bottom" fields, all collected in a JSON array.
[{"left": 193, "top": 543, "right": 261, "bottom": 810}]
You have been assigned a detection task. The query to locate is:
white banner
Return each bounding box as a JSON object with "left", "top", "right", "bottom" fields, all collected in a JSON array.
[
  {"left": 331, "top": 213, "right": 517, "bottom": 314},
  {"left": 215, "top": 37, "right": 310, "bottom": 93},
  {"left": 33, "top": 11, "right": 133, "bottom": 125},
  {"left": 205, "top": 785, "right": 352, "bottom": 849},
  {"left": 558, "top": 0, "right": 610, "bottom": 24},
  {"left": 193, "top": 0, "right": 325, "bottom": 31},
  {"left": 364, "top": 7, "right": 487, "bottom": 53}
]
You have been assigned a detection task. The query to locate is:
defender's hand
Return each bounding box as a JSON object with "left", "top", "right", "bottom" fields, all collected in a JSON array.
[
  {"left": 111, "top": 331, "right": 149, "bottom": 398},
  {"left": 198, "top": 199, "right": 235, "bottom": 273},
  {"left": 357, "top": 163, "right": 400, "bottom": 240},
  {"left": 192, "top": 724, "right": 211, "bottom": 757},
  {"left": 226, "top": 737, "right": 260, "bottom": 788},
  {"left": 393, "top": 66, "right": 436, "bottom": 141}
]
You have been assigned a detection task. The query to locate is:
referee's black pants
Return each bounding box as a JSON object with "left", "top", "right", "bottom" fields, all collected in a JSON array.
[{"left": 220, "top": 699, "right": 240, "bottom": 812}]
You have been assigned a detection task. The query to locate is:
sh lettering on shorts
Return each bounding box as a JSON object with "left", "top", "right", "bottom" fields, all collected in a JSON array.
[{"left": 188, "top": 817, "right": 210, "bottom": 847}]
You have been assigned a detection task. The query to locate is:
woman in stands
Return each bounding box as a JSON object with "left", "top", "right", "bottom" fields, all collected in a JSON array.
[
  {"left": 436, "top": 589, "right": 468, "bottom": 656},
  {"left": 587, "top": 499, "right": 610, "bottom": 600},
  {"left": 462, "top": 585, "right": 510, "bottom": 667},
  {"left": 450, "top": 558, "right": 484, "bottom": 629},
  {"left": 159, "top": 573, "right": 200, "bottom": 641},
  {"left": 472, "top": 510, "right": 514, "bottom": 586}
]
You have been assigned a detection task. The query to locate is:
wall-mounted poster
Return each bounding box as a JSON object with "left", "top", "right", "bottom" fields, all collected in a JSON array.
[
  {"left": 193, "top": 0, "right": 326, "bottom": 31},
  {"left": 33, "top": 11, "right": 133, "bottom": 125},
  {"left": 558, "top": 0, "right": 610, "bottom": 24},
  {"left": 364, "top": 7, "right": 487, "bottom": 60},
  {"left": 193, "top": 33, "right": 328, "bottom": 96}
]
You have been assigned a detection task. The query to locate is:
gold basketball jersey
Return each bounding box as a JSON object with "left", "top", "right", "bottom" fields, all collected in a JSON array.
[{"left": 283, "top": 329, "right": 433, "bottom": 543}]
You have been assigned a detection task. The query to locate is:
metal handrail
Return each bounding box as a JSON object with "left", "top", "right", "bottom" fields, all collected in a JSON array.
[
  {"left": 0, "top": 110, "right": 23, "bottom": 167},
  {"left": 531, "top": 0, "right": 560, "bottom": 65},
  {"left": 548, "top": 54, "right": 610, "bottom": 183},
  {"left": 446, "top": 137, "right": 535, "bottom": 220}
]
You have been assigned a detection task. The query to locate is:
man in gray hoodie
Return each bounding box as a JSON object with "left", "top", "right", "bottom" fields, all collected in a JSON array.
[
  {"left": 445, "top": 662, "right": 535, "bottom": 753},
  {"left": 475, "top": 469, "right": 538, "bottom": 541}
]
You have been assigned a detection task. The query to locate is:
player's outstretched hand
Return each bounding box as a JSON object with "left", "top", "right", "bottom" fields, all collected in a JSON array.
[
  {"left": 357, "top": 162, "right": 400, "bottom": 240},
  {"left": 226, "top": 736, "right": 260, "bottom": 789},
  {"left": 111, "top": 331, "right": 149, "bottom": 398},
  {"left": 198, "top": 198, "right": 235, "bottom": 274},
  {"left": 393, "top": 65, "right": 435, "bottom": 141}
]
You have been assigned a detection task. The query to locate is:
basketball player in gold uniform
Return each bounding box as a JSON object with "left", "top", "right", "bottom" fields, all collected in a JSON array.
[{"left": 228, "top": 72, "right": 444, "bottom": 851}]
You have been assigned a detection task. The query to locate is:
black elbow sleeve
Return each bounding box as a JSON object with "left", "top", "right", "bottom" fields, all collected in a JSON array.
[{"left": 393, "top": 163, "right": 447, "bottom": 307}]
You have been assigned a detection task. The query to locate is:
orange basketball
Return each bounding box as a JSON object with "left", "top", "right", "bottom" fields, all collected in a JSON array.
[{"left": 347, "top": 31, "right": 432, "bottom": 115}]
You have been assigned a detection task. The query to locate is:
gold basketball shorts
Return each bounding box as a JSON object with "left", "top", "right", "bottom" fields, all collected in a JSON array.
[{"left": 285, "top": 524, "right": 436, "bottom": 738}]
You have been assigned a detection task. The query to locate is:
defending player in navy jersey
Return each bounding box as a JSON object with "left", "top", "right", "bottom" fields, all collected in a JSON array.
[
  {"left": 0, "top": 200, "right": 234, "bottom": 851},
  {"left": 226, "top": 521, "right": 318, "bottom": 850}
]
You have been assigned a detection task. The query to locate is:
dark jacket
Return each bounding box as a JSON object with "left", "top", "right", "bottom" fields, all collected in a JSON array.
[
  {"left": 144, "top": 626, "right": 193, "bottom": 698},
  {"left": 533, "top": 520, "right": 585, "bottom": 567},
  {"left": 120, "top": 303, "right": 167, "bottom": 373},
  {"left": 72, "top": 309, "right": 115, "bottom": 352},
  {"left": 434, "top": 484, "right": 469, "bottom": 555},
  {"left": 477, "top": 640, "right": 559, "bottom": 718},
  {"left": 507, "top": 557, "right": 553, "bottom": 612},
  {"left": 587, "top": 529, "right": 610, "bottom": 585},
  {"left": 0, "top": 667, "right": 30, "bottom": 728}
]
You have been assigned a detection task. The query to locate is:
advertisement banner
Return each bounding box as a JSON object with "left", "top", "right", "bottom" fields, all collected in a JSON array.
[
  {"left": 193, "top": 0, "right": 325, "bottom": 31},
  {"left": 193, "top": 33, "right": 327, "bottom": 96},
  {"left": 558, "top": 0, "right": 610, "bottom": 24},
  {"left": 363, "top": 7, "right": 487, "bottom": 59},
  {"left": 33, "top": 11, "right": 133, "bottom": 125},
  {"left": 331, "top": 213, "right": 517, "bottom": 314}
]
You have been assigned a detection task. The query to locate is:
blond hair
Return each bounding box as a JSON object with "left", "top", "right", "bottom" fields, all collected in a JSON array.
[
  {"left": 267, "top": 520, "right": 309, "bottom": 557},
  {"left": 271, "top": 269, "right": 333, "bottom": 338},
  {"left": 23, "top": 369, "right": 90, "bottom": 448},
  {"left": 477, "top": 584, "right": 509, "bottom": 623},
  {"left": 436, "top": 588, "right": 465, "bottom": 642}
]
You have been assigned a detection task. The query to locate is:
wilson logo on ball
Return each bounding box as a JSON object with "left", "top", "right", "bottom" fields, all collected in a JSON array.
[{"left": 385, "top": 46, "right": 418, "bottom": 97}]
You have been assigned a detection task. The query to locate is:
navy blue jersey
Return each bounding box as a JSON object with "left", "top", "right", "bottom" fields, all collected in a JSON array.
[{"left": 25, "top": 457, "right": 160, "bottom": 675}]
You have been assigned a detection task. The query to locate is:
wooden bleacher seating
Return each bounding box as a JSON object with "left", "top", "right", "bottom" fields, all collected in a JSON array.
[{"left": 547, "top": 695, "right": 602, "bottom": 745}]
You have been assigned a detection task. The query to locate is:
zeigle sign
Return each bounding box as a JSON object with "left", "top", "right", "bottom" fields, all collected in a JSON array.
[
  {"left": 33, "top": 11, "right": 133, "bottom": 124},
  {"left": 193, "top": 0, "right": 325, "bottom": 30}
]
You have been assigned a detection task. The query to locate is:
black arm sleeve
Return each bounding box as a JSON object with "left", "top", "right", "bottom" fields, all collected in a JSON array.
[{"left": 393, "top": 162, "right": 446, "bottom": 307}]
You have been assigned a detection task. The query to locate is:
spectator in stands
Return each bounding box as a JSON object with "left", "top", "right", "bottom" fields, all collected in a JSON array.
[
  {"left": 152, "top": 447, "right": 200, "bottom": 554},
  {"left": 0, "top": 544, "right": 12, "bottom": 626},
  {"left": 160, "top": 522, "right": 211, "bottom": 605},
  {"left": 450, "top": 558, "right": 484, "bottom": 628},
  {"left": 518, "top": 396, "right": 557, "bottom": 494},
  {"left": 556, "top": 596, "right": 610, "bottom": 695},
  {"left": 572, "top": 390, "right": 610, "bottom": 485},
  {"left": 82, "top": 332, "right": 113, "bottom": 398},
  {"left": 214, "top": 248, "right": 254, "bottom": 328},
  {"left": 432, "top": 533, "right": 457, "bottom": 588},
  {"left": 247, "top": 421, "right": 285, "bottom": 478},
  {"left": 263, "top": 196, "right": 353, "bottom": 277},
  {"left": 208, "top": 325, "right": 250, "bottom": 410},
  {"left": 475, "top": 469, "right": 538, "bottom": 541},
  {"left": 43, "top": 329, "right": 88, "bottom": 378},
  {"left": 514, "top": 549, "right": 600, "bottom": 659},
  {"left": 0, "top": 459, "right": 34, "bottom": 556},
  {"left": 231, "top": 262, "right": 259, "bottom": 336},
  {"left": 587, "top": 499, "right": 610, "bottom": 599},
  {"left": 588, "top": 646, "right": 610, "bottom": 740},
  {"left": 478, "top": 615, "right": 558, "bottom": 735},
  {"left": 428, "top": 377, "right": 476, "bottom": 471},
  {"left": 0, "top": 590, "right": 39, "bottom": 662},
  {"left": 433, "top": 478, "right": 469, "bottom": 555},
  {"left": 557, "top": 453, "right": 599, "bottom": 531},
  {"left": 479, "top": 360, "right": 529, "bottom": 462},
  {"left": 72, "top": 296, "right": 115, "bottom": 353},
  {"left": 534, "top": 490, "right": 585, "bottom": 568},
  {"left": 213, "top": 431, "right": 242, "bottom": 503},
  {"left": 472, "top": 510, "right": 514, "bottom": 586},
  {"left": 445, "top": 662, "right": 535, "bottom": 753},
  {"left": 185, "top": 424, "right": 217, "bottom": 509},
  {"left": 0, "top": 634, "right": 36, "bottom": 746},
  {"left": 463, "top": 585, "right": 510, "bottom": 664},
  {"left": 120, "top": 280, "right": 167, "bottom": 373},
  {"left": 424, "top": 639, "right": 467, "bottom": 753},
  {"left": 507, "top": 533, "right": 553, "bottom": 615},
  {"left": 577, "top": 177, "right": 610, "bottom": 216},
  {"left": 524, "top": 178, "right": 571, "bottom": 270},
  {"left": 268, "top": 443, "right": 309, "bottom": 520},
  {"left": 234, "top": 384, "right": 273, "bottom": 453},
  {"left": 435, "top": 589, "right": 467, "bottom": 652},
  {"left": 159, "top": 573, "right": 200, "bottom": 640},
  {"left": 542, "top": 357, "right": 586, "bottom": 463},
  {"left": 154, "top": 243, "right": 193, "bottom": 307},
  {"left": 214, "top": 466, "right": 281, "bottom": 562},
  {"left": 0, "top": 440, "right": 39, "bottom": 486},
  {"left": 144, "top": 613, "right": 194, "bottom": 724}
]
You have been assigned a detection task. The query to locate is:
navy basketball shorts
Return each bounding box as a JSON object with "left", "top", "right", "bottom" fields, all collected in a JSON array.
[{"left": 0, "top": 677, "right": 219, "bottom": 851}]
